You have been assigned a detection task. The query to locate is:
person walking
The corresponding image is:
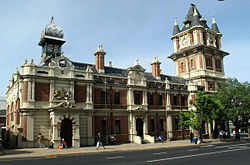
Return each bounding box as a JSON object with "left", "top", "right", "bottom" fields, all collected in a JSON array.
[
  {"left": 190, "top": 131, "right": 194, "bottom": 143},
  {"left": 96, "top": 132, "right": 105, "bottom": 150},
  {"left": 0, "top": 137, "right": 5, "bottom": 155},
  {"left": 37, "top": 133, "right": 44, "bottom": 148}
]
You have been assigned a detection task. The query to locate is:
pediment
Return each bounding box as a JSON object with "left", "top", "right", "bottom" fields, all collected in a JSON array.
[
  {"left": 49, "top": 56, "right": 74, "bottom": 69},
  {"left": 127, "top": 64, "right": 145, "bottom": 72}
]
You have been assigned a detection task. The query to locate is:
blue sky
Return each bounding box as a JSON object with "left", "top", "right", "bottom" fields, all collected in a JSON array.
[{"left": 0, "top": 0, "right": 249, "bottom": 96}]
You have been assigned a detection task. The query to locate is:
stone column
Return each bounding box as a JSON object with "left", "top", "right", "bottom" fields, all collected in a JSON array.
[
  {"left": 167, "top": 115, "right": 173, "bottom": 140},
  {"left": 143, "top": 114, "right": 148, "bottom": 137},
  {"left": 127, "top": 88, "right": 134, "bottom": 110},
  {"left": 31, "top": 78, "right": 35, "bottom": 101},
  {"left": 72, "top": 124, "right": 80, "bottom": 148},
  {"left": 70, "top": 81, "right": 74, "bottom": 100},
  {"left": 87, "top": 113, "right": 94, "bottom": 145},
  {"left": 28, "top": 78, "right": 32, "bottom": 101},
  {"left": 143, "top": 91, "right": 147, "bottom": 105},
  {"left": 26, "top": 113, "right": 34, "bottom": 142},
  {"left": 49, "top": 80, "right": 55, "bottom": 103}
]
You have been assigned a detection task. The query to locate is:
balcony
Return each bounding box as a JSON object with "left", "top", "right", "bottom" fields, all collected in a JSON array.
[{"left": 94, "top": 104, "right": 127, "bottom": 109}]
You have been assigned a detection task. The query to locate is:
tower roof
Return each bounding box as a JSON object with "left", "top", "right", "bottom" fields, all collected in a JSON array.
[
  {"left": 173, "top": 17, "right": 180, "bottom": 35},
  {"left": 40, "top": 17, "right": 64, "bottom": 39},
  {"left": 212, "top": 16, "right": 220, "bottom": 33},
  {"left": 172, "top": 4, "right": 212, "bottom": 36}
]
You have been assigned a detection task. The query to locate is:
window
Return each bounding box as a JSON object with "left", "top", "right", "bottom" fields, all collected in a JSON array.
[
  {"left": 115, "top": 120, "right": 121, "bottom": 134},
  {"left": 181, "top": 96, "right": 186, "bottom": 106},
  {"left": 150, "top": 119, "right": 155, "bottom": 132},
  {"left": 101, "top": 120, "right": 107, "bottom": 135},
  {"left": 114, "top": 92, "right": 120, "bottom": 104},
  {"left": 101, "top": 91, "right": 106, "bottom": 104},
  {"left": 181, "top": 62, "right": 184, "bottom": 72},
  {"left": 159, "top": 119, "right": 164, "bottom": 132},
  {"left": 134, "top": 92, "right": 141, "bottom": 105},
  {"left": 190, "top": 59, "right": 194, "bottom": 69},
  {"left": 47, "top": 44, "right": 53, "bottom": 52},
  {"left": 174, "top": 119, "right": 179, "bottom": 130},
  {"left": 215, "top": 59, "right": 222, "bottom": 70},
  {"left": 148, "top": 94, "right": 154, "bottom": 105},
  {"left": 158, "top": 95, "right": 162, "bottom": 106},
  {"left": 173, "top": 96, "right": 178, "bottom": 106},
  {"left": 206, "top": 56, "right": 213, "bottom": 69}
]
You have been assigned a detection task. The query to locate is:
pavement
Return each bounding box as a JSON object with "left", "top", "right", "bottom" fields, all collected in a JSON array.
[{"left": 0, "top": 138, "right": 247, "bottom": 159}]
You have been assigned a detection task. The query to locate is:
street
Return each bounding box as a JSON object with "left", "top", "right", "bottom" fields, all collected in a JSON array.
[{"left": 1, "top": 142, "right": 250, "bottom": 165}]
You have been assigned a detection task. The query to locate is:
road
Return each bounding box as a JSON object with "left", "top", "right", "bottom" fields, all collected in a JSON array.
[{"left": 1, "top": 142, "right": 250, "bottom": 165}]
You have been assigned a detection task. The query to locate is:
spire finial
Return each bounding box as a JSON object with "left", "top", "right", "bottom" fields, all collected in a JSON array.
[
  {"left": 212, "top": 16, "right": 216, "bottom": 24},
  {"left": 174, "top": 17, "right": 178, "bottom": 26},
  {"left": 51, "top": 16, "right": 55, "bottom": 24},
  {"left": 193, "top": 8, "right": 198, "bottom": 16},
  {"left": 135, "top": 59, "right": 139, "bottom": 65},
  {"left": 98, "top": 44, "right": 103, "bottom": 51}
]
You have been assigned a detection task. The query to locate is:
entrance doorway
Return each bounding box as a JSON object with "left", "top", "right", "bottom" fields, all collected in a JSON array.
[
  {"left": 60, "top": 118, "right": 72, "bottom": 148},
  {"left": 136, "top": 118, "right": 143, "bottom": 138}
]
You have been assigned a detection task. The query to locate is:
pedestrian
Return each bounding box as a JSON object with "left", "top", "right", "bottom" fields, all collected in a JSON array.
[
  {"left": 219, "top": 130, "right": 224, "bottom": 140},
  {"left": 37, "top": 133, "right": 44, "bottom": 148},
  {"left": 190, "top": 132, "right": 194, "bottom": 143},
  {"left": 96, "top": 132, "right": 105, "bottom": 150},
  {"left": 193, "top": 137, "right": 198, "bottom": 144},
  {"left": 0, "top": 137, "right": 5, "bottom": 155}
]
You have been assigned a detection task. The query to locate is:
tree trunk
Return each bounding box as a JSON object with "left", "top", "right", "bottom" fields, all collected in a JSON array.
[
  {"left": 199, "top": 113, "right": 204, "bottom": 142},
  {"left": 234, "top": 117, "right": 240, "bottom": 140}
]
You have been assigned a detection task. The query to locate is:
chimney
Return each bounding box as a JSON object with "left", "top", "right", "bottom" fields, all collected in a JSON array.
[
  {"left": 94, "top": 44, "right": 106, "bottom": 73},
  {"left": 151, "top": 56, "right": 161, "bottom": 80}
]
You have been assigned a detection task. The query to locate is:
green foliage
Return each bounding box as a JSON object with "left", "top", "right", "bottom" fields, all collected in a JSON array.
[
  {"left": 179, "top": 90, "right": 223, "bottom": 141},
  {"left": 216, "top": 78, "right": 250, "bottom": 139}
]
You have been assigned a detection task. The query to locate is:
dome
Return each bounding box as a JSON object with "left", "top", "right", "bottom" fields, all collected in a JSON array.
[{"left": 41, "top": 17, "right": 64, "bottom": 39}]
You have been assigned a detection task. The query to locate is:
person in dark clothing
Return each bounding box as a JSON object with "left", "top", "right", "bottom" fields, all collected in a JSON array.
[
  {"left": 190, "top": 132, "right": 194, "bottom": 143},
  {"left": 0, "top": 137, "right": 5, "bottom": 155},
  {"left": 96, "top": 132, "right": 105, "bottom": 150}
]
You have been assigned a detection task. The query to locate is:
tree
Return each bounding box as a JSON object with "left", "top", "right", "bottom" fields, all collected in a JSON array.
[
  {"left": 216, "top": 78, "right": 250, "bottom": 139},
  {"left": 179, "top": 91, "right": 223, "bottom": 142}
]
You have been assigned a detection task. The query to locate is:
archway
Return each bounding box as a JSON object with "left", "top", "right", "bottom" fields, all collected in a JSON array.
[
  {"left": 60, "top": 118, "right": 72, "bottom": 148},
  {"left": 136, "top": 118, "right": 143, "bottom": 138}
]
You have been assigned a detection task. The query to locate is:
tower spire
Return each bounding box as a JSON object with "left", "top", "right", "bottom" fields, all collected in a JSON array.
[
  {"left": 192, "top": 8, "right": 201, "bottom": 26},
  {"left": 173, "top": 17, "right": 180, "bottom": 36},
  {"left": 212, "top": 16, "right": 220, "bottom": 33},
  {"left": 51, "top": 16, "right": 55, "bottom": 24}
]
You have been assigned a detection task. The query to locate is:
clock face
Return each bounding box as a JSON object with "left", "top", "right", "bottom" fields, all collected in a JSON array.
[
  {"left": 209, "top": 37, "right": 214, "bottom": 44},
  {"left": 59, "top": 59, "right": 66, "bottom": 67},
  {"left": 182, "top": 38, "right": 188, "bottom": 46}
]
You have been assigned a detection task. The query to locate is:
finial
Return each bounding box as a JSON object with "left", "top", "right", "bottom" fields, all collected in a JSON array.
[
  {"left": 193, "top": 8, "right": 198, "bottom": 16},
  {"left": 135, "top": 59, "right": 139, "bottom": 65},
  {"left": 108, "top": 61, "right": 112, "bottom": 67},
  {"left": 98, "top": 44, "right": 103, "bottom": 51},
  {"left": 30, "top": 59, "right": 34, "bottom": 65},
  {"left": 174, "top": 17, "right": 178, "bottom": 26},
  {"left": 61, "top": 51, "right": 64, "bottom": 56},
  {"left": 212, "top": 16, "right": 216, "bottom": 24},
  {"left": 24, "top": 59, "right": 27, "bottom": 65},
  {"left": 51, "top": 16, "right": 55, "bottom": 24}
]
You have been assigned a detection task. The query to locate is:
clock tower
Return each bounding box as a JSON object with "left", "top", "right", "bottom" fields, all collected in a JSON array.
[
  {"left": 39, "top": 17, "right": 66, "bottom": 65},
  {"left": 168, "top": 4, "right": 229, "bottom": 91}
]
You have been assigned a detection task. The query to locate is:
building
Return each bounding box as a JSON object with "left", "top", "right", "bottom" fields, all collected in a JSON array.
[{"left": 6, "top": 4, "right": 228, "bottom": 148}]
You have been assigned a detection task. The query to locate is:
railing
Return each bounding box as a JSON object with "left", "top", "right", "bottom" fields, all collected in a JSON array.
[{"left": 94, "top": 104, "right": 127, "bottom": 109}]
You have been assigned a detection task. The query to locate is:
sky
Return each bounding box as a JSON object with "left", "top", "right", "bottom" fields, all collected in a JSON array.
[{"left": 0, "top": 0, "right": 249, "bottom": 97}]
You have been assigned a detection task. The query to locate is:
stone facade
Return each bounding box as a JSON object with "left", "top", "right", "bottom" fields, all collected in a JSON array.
[{"left": 6, "top": 4, "right": 228, "bottom": 148}]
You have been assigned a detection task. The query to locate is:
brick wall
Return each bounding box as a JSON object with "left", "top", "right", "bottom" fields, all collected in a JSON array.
[
  {"left": 74, "top": 85, "right": 86, "bottom": 102},
  {"left": 35, "top": 83, "right": 50, "bottom": 101}
]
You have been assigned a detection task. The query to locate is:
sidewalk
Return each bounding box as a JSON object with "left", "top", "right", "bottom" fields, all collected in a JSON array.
[{"left": 0, "top": 139, "right": 238, "bottom": 159}]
